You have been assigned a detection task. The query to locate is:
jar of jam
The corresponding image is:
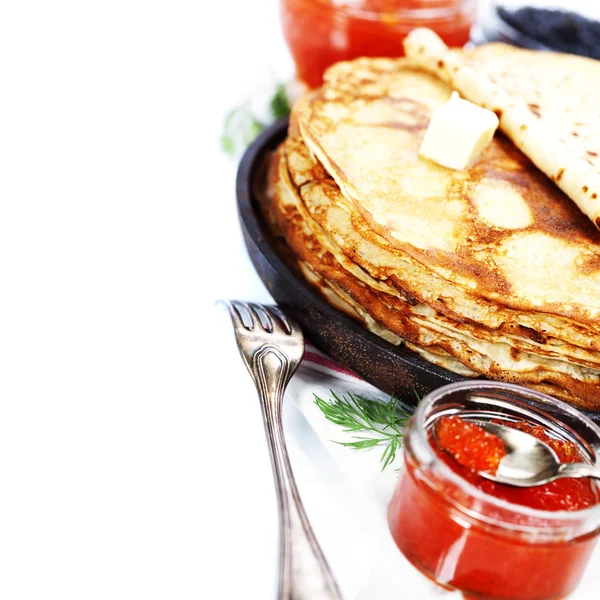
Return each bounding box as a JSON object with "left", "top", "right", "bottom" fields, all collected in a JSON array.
[
  {"left": 388, "top": 381, "right": 600, "bottom": 600},
  {"left": 280, "top": 0, "right": 478, "bottom": 88}
]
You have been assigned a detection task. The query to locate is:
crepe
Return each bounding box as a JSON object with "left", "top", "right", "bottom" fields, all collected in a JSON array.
[
  {"left": 284, "top": 122, "right": 600, "bottom": 370},
  {"left": 298, "top": 260, "right": 480, "bottom": 377},
  {"left": 296, "top": 57, "right": 600, "bottom": 329},
  {"left": 272, "top": 118, "right": 600, "bottom": 407},
  {"left": 404, "top": 27, "right": 600, "bottom": 230},
  {"left": 265, "top": 54, "right": 600, "bottom": 410}
]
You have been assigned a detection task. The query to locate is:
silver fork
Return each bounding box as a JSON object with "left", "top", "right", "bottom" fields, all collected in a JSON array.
[{"left": 221, "top": 300, "right": 343, "bottom": 600}]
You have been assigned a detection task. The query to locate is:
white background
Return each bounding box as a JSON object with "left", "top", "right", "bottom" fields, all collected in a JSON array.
[
  {"left": 1, "top": 1, "right": 295, "bottom": 598},
  {"left": 1, "top": 1, "right": 598, "bottom": 599}
]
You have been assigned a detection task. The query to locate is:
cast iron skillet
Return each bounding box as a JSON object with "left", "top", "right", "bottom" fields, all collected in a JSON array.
[{"left": 236, "top": 117, "right": 600, "bottom": 423}]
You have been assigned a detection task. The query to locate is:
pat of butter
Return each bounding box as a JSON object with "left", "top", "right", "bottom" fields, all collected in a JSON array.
[{"left": 418, "top": 92, "right": 499, "bottom": 170}]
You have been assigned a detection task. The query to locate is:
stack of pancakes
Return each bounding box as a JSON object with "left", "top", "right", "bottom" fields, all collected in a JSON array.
[{"left": 268, "top": 54, "right": 600, "bottom": 410}]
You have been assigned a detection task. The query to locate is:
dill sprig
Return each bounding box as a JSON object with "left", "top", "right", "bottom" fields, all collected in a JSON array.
[
  {"left": 269, "top": 82, "right": 291, "bottom": 120},
  {"left": 314, "top": 391, "right": 414, "bottom": 470},
  {"left": 221, "top": 82, "right": 291, "bottom": 156},
  {"left": 220, "top": 104, "right": 264, "bottom": 156}
]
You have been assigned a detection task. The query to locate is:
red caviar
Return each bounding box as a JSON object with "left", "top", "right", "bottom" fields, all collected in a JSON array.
[
  {"left": 389, "top": 415, "right": 600, "bottom": 600},
  {"left": 435, "top": 415, "right": 506, "bottom": 473},
  {"left": 435, "top": 416, "right": 599, "bottom": 511}
]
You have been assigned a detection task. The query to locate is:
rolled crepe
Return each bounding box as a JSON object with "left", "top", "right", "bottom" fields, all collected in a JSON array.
[{"left": 404, "top": 28, "right": 600, "bottom": 230}]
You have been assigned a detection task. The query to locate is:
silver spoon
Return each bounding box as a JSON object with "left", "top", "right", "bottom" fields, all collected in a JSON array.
[{"left": 470, "top": 421, "right": 600, "bottom": 487}]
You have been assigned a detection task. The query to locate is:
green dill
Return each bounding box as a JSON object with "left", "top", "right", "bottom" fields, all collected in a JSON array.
[
  {"left": 220, "top": 104, "right": 265, "bottom": 157},
  {"left": 314, "top": 391, "right": 415, "bottom": 470},
  {"left": 270, "top": 83, "right": 291, "bottom": 120},
  {"left": 221, "top": 82, "right": 292, "bottom": 157}
]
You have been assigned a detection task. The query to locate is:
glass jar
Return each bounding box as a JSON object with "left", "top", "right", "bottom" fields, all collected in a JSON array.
[
  {"left": 280, "top": 0, "right": 478, "bottom": 88},
  {"left": 388, "top": 381, "right": 600, "bottom": 600}
]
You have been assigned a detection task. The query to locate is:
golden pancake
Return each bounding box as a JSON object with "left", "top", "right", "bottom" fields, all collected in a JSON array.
[
  {"left": 271, "top": 137, "right": 600, "bottom": 408},
  {"left": 296, "top": 58, "right": 600, "bottom": 328},
  {"left": 263, "top": 55, "right": 600, "bottom": 410}
]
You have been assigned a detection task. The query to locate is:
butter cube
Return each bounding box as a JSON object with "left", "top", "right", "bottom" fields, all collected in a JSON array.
[{"left": 418, "top": 92, "right": 499, "bottom": 170}]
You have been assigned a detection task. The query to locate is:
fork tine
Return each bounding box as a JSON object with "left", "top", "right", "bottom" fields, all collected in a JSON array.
[
  {"left": 227, "top": 300, "right": 254, "bottom": 331},
  {"left": 280, "top": 309, "right": 303, "bottom": 338},
  {"left": 248, "top": 302, "right": 273, "bottom": 332},
  {"left": 266, "top": 304, "right": 293, "bottom": 335}
]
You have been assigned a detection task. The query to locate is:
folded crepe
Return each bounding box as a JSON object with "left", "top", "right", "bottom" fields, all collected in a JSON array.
[{"left": 404, "top": 27, "right": 600, "bottom": 230}]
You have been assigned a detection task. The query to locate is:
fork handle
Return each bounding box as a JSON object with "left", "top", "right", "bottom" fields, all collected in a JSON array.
[{"left": 252, "top": 345, "right": 343, "bottom": 600}]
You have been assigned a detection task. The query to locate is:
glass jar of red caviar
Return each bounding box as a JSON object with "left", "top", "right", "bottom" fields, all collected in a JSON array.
[
  {"left": 388, "top": 381, "right": 600, "bottom": 600},
  {"left": 280, "top": 0, "right": 478, "bottom": 88}
]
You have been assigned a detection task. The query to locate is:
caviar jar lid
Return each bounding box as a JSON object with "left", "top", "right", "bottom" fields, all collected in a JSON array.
[{"left": 405, "top": 381, "right": 600, "bottom": 538}]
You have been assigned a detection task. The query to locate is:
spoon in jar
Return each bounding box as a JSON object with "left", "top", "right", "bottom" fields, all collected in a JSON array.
[{"left": 470, "top": 421, "right": 600, "bottom": 487}]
